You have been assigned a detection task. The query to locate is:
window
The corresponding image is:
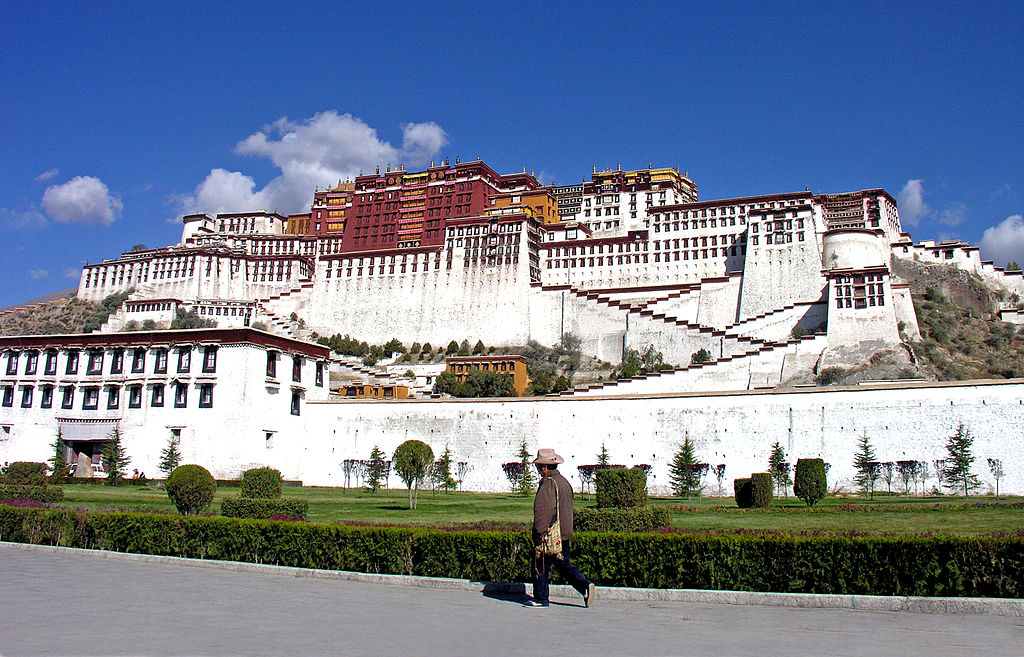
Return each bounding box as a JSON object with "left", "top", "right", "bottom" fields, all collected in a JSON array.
[
  {"left": 110, "top": 349, "right": 123, "bottom": 374},
  {"left": 5, "top": 352, "right": 18, "bottom": 376},
  {"left": 86, "top": 351, "right": 104, "bottom": 375},
  {"left": 202, "top": 346, "right": 217, "bottom": 373},
  {"left": 315, "top": 363, "right": 324, "bottom": 387},
  {"left": 65, "top": 350, "right": 79, "bottom": 375},
  {"left": 151, "top": 384, "right": 165, "bottom": 407},
  {"left": 20, "top": 385, "right": 33, "bottom": 408},
  {"left": 174, "top": 382, "right": 188, "bottom": 408},
  {"left": 290, "top": 390, "right": 301, "bottom": 416},
  {"left": 199, "top": 383, "right": 213, "bottom": 408},
  {"left": 44, "top": 351, "right": 57, "bottom": 375},
  {"left": 61, "top": 385, "right": 74, "bottom": 409},
  {"left": 83, "top": 387, "right": 99, "bottom": 410},
  {"left": 2, "top": 386, "right": 13, "bottom": 407},
  {"left": 25, "top": 350, "right": 38, "bottom": 375},
  {"left": 266, "top": 351, "right": 278, "bottom": 378},
  {"left": 40, "top": 385, "right": 53, "bottom": 409},
  {"left": 154, "top": 349, "right": 167, "bottom": 374},
  {"left": 131, "top": 349, "right": 146, "bottom": 373},
  {"left": 177, "top": 348, "right": 191, "bottom": 373},
  {"left": 128, "top": 385, "right": 142, "bottom": 409},
  {"left": 107, "top": 386, "right": 120, "bottom": 410},
  {"left": 292, "top": 356, "right": 302, "bottom": 383}
]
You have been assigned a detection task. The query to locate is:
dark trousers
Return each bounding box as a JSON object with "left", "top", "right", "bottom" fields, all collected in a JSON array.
[{"left": 532, "top": 542, "right": 590, "bottom": 603}]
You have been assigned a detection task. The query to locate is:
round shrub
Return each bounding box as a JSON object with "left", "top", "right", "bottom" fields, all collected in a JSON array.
[
  {"left": 595, "top": 467, "right": 647, "bottom": 509},
  {"left": 165, "top": 464, "right": 216, "bottom": 516},
  {"left": 241, "top": 467, "right": 283, "bottom": 499},
  {"left": 750, "top": 472, "right": 773, "bottom": 508},
  {"left": 733, "top": 478, "right": 752, "bottom": 508},
  {"left": 793, "top": 458, "right": 827, "bottom": 507}
]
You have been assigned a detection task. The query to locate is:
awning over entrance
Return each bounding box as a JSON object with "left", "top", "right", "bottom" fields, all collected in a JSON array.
[{"left": 58, "top": 419, "right": 118, "bottom": 442}]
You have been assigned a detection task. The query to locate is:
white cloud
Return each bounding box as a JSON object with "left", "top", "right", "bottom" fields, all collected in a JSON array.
[
  {"left": 178, "top": 111, "right": 448, "bottom": 217},
  {"left": 938, "top": 203, "right": 967, "bottom": 227},
  {"left": 36, "top": 168, "right": 60, "bottom": 182},
  {"left": 980, "top": 215, "right": 1024, "bottom": 266},
  {"left": 1, "top": 207, "right": 47, "bottom": 229},
  {"left": 897, "top": 179, "right": 930, "bottom": 227},
  {"left": 42, "top": 176, "right": 123, "bottom": 226},
  {"left": 63, "top": 268, "right": 81, "bottom": 279},
  {"left": 29, "top": 269, "right": 49, "bottom": 280}
]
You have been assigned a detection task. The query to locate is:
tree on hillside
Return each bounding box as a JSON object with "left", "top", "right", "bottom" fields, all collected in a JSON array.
[
  {"left": 669, "top": 433, "right": 707, "bottom": 500},
  {"left": 366, "top": 445, "right": 388, "bottom": 493},
  {"left": 101, "top": 426, "right": 130, "bottom": 485},
  {"left": 1006, "top": 261, "right": 1021, "bottom": 272},
  {"left": 158, "top": 431, "right": 182, "bottom": 476},
  {"left": 768, "top": 441, "right": 791, "bottom": 497},
  {"left": 170, "top": 308, "right": 216, "bottom": 329},
  {"left": 514, "top": 439, "right": 536, "bottom": 496},
  {"left": 942, "top": 424, "right": 981, "bottom": 497},
  {"left": 393, "top": 440, "right": 433, "bottom": 509},
  {"left": 690, "top": 348, "right": 712, "bottom": 365},
  {"left": 853, "top": 431, "right": 879, "bottom": 498}
]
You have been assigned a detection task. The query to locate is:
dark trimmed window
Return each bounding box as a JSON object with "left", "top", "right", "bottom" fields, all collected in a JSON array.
[
  {"left": 2, "top": 386, "right": 13, "bottom": 407},
  {"left": 61, "top": 385, "right": 74, "bottom": 409},
  {"left": 5, "top": 352, "right": 18, "bottom": 376},
  {"left": 154, "top": 349, "right": 168, "bottom": 374},
  {"left": 44, "top": 351, "right": 57, "bottom": 375},
  {"left": 266, "top": 351, "right": 277, "bottom": 378},
  {"left": 40, "top": 385, "right": 53, "bottom": 409},
  {"left": 86, "top": 351, "right": 104, "bottom": 375},
  {"left": 65, "top": 350, "right": 79, "bottom": 375},
  {"left": 290, "top": 390, "right": 301, "bottom": 416},
  {"left": 21, "top": 386, "right": 33, "bottom": 408},
  {"left": 202, "top": 346, "right": 217, "bottom": 373},
  {"left": 292, "top": 356, "right": 302, "bottom": 383},
  {"left": 151, "top": 384, "right": 164, "bottom": 407},
  {"left": 198, "top": 383, "right": 213, "bottom": 408},
  {"left": 128, "top": 385, "right": 142, "bottom": 409},
  {"left": 106, "top": 386, "right": 120, "bottom": 410},
  {"left": 82, "top": 387, "right": 99, "bottom": 410},
  {"left": 174, "top": 382, "right": 187, "bottom": 408},
  {"left": 177, "top": 348, "right": 191, "bottom": 373},
  {"left": 110, "top": 349, "right": 124, "bottom": 374},
  {"left": 315, "top": 362, "right": 324, "bottom": 387},
  {"left": 131, "top": 349, "right": 146, "bottom": 373},
  {"left": 25, "top": 350, "right": 38, "bottom": 375}
]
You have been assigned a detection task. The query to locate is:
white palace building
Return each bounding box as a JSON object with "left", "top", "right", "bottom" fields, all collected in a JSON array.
[{"left": 2, "top": 162, "right": 1022, "bottom": 493}]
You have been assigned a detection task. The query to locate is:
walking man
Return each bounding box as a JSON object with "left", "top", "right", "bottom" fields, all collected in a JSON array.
[{"left": 527, "top": 448, "right": 596, "bottom": 607}]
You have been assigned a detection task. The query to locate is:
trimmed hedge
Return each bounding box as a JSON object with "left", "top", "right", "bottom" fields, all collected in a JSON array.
[
  {"left": 734, "top": 478, "right": 752, "bottom": 508},
  {"left": 595, "top": 467, "right": 647, "bottom": 509},
  {"left": 751, "top": 473, "right": 773, "bottom": 508},
  {"left": 793, "top": 458, "right": 827, "bottom": 507},
  {"left": 7, "top": 462, "right": 48, "bottom": 486},
  {"left": 165, "top": 465, "right": 217, "bottom": 516},
  {"left": 241, "top": 467, "right": 283, "bottom": 499},
  {"left": 0, "top": 485, "right": 64, "bottom": 503},
  {"left": 0, "top": 505, "right": 1021, "bottom": 597},
  {"left": 575, "top": 507, "right": 671, "bottom": 532},
  {"left": 221, "top": 497, "right": 308, "bottom": 520}
]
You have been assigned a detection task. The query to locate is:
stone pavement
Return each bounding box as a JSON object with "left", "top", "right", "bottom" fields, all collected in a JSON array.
[{"left": 1, "top": 543, "right": 1021, "bottom": 657}]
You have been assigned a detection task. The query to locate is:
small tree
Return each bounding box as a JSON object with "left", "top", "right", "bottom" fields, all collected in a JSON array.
[
  {"left": 472, "top": 340, "right": 486, "bottom": 355},
  {"left": 768, "top": 442, "right": 791, "bottom": 497},
  {"left": 165, "top": 464, "right": 216, "bottom": 516},
  {"left": 853, "top": 431, "right": 878, "bottom": 497},
  {"left": 879, "top": 462, "right": 895, "bottom": 496},
  {"left": 917, "top": 460, "right": 930, "bottom": 496},
  {"left": 514, "top": 439, "right": 536, "bottom": 497},
  {"left": 158, "top": 432, "right": 182, "bottom": 476},
  {"left": 713, "top": 463, "right": 727, "bottom": 498},
  {"left": 669, "top": 434, "right": 707, "bottom": 500},
  {"left": 101, "top": 426, "right": 129, "bottom": 485},
  {"left": 988, "top": 458, "right": 1004, "bottom": 499},
  {"left": 446, "top": 340, "right": 459, "bottom": 355},
  {"left": 502, "top": 462, "right": 524, "bottom": 492},
  {"left": 456, "top": 461, "right": 472, "bottom": 491},
  {"left": 690, "top": 348, "right": 712, "bottom": 365},
  {"left": 896, "top": 460, "right": 919, "bottom": 499},
  {"left": 943, "top": 424, "right": 981, "bottom": 497},
  {"left": 932, "top": 459, "right": 947, "bottom": 493},
  {"left": 430, "top": 445, "right": 457, "bottom": 492},
  {"left": 597, "top": 441, "right": 610, "bottom": 467},
  {"left": 48, "top": 428, "right": 69, "bottom": 478},
  {"left": 393, "top": 440, "right": 434, "bottom": 509},
  {"left": 457, "top": 339, "right": 471, "bottom": 356},
  {"left": 792, "top": 458, "right": 827, "bottom": 507},
  {"left": 365, "top": 445, "right": 388, "bottom": 493}
]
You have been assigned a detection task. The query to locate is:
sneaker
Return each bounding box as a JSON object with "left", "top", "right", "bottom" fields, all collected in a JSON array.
[
  {"left": 523, "top": 599, "right": 549, "bottom": 608},
  {"left": 584, "top": 583, "right": 596, "bottom": 607}
]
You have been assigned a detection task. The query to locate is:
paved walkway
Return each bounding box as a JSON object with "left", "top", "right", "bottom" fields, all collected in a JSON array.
[{"left": 1, "top": 544, "right": 1021, "bottom": 657}]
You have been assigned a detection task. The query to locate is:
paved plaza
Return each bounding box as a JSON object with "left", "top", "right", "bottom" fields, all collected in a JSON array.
[{"left": 1, "top": 544, "right": 1021, "bottom": 657}]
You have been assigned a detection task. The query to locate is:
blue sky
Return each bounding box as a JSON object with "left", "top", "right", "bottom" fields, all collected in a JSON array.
[{"left": 2, "top": 0, "right": 1021, "bottom": 307}]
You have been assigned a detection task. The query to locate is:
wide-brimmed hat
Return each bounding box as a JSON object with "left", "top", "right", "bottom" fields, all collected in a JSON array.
[{"left": 532, "top": 448, "right": 564, "bottom": 465}]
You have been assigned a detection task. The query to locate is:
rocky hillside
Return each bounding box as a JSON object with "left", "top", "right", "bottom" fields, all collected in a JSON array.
[{"left": 0, "top": 291, "right": 129, "bottom": 336}]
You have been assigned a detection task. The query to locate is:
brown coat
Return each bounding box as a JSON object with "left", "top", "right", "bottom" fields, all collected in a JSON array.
[{"left": 533, "top": 470, "right": 574, "bottom": 542}]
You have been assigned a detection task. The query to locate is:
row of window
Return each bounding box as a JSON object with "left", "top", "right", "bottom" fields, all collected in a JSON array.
[
  {"left": 265, "top": 351, "right": 325, "bottom": 387},
  {"left": 4, "top": 346, "right": 217, "bottom": 378},
  {"left": 2, "top": 382, "right": 214, "bottom": 410}
]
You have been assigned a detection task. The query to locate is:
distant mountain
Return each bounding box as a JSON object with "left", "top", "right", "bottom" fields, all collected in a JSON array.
[{"left": 0, "top": 288, "right": 77, "bottom": 313}]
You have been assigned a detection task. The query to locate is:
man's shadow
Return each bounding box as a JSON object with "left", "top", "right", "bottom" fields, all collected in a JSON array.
[{"left": 479, "top": 582, "right": 582, "bottom": 607}]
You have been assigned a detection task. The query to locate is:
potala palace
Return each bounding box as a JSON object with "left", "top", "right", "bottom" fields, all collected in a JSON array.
[{"left": 3, "top": 162, "right": 1023, "bottom": 493}]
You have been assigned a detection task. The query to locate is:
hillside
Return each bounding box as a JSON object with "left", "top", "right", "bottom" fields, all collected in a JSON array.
[{"left": 0, "top": 291, "right": 129, "bottom": 336}]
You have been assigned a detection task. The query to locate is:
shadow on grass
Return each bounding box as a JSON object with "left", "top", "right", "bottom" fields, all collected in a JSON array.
[{"left": 378, "top": 505, "right": 411, "bottom": 511}]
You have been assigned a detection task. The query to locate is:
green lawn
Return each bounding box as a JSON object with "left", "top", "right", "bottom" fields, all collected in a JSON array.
[{"left": 53, "top": 484, "right": 1023, "bottom": 536}]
